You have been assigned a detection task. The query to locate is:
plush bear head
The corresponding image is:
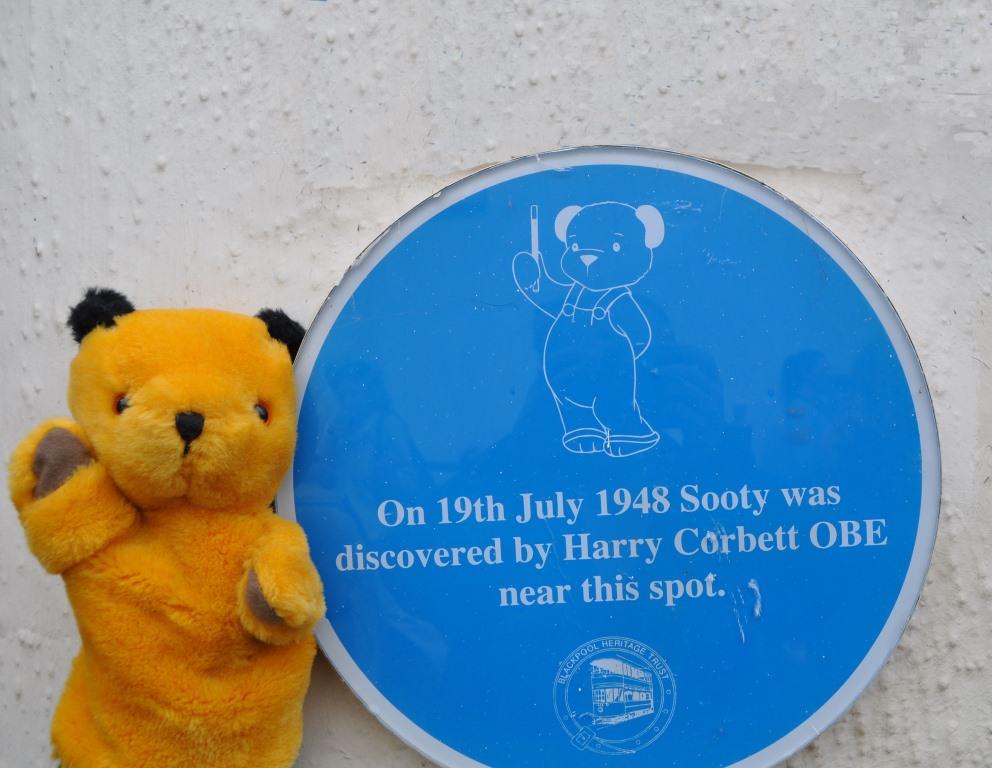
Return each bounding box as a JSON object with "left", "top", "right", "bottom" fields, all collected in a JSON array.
[
  {"left": 65, "top": 288, "right": 305, "bottom": 510},
  {"left": 555, "top": 202, "right": 665, "bottom": 291}
]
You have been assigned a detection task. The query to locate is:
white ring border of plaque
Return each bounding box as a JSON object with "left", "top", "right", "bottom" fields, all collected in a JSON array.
[{"left": 276, "top": 146, "right": 941, "bottom": 768}]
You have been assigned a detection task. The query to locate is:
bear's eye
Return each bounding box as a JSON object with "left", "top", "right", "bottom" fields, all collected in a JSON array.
[
  {"left": 255, "top": 403, "right": 270, "bottom": 423},
  {"left": 570, "top": 243, "right": 579, "bottom": 252},
  {"left": 114, "top": 394, "right": 130, "bottom": 414},
  {"left": 612, "top": 242, "right": 621, "bottom": 252}
]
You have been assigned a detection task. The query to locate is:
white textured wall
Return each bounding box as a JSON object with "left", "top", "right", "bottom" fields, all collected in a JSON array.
[{"left": 1, "top": 1, "right": 990, "bottom": 766}]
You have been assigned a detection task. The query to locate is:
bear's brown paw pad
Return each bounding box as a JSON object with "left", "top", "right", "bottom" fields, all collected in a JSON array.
[
  {"left": 32, "top": 428, "right": 92, "bottom": 499},
  {"left": 245, "top": 568, "right": 285, "bottom": 626}
]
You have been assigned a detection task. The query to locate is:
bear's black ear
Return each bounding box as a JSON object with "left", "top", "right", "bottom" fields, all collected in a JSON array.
[
  {"left": 67, "top": 288, "right": 135, "bottom": 343},
  {"left": 257, "top": 309, "right": 305, "bottom": 362}
]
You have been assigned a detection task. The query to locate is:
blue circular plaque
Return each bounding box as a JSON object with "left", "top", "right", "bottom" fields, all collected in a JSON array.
[{"left": 279, "top": 147, "right": 939, "bottom": 768}]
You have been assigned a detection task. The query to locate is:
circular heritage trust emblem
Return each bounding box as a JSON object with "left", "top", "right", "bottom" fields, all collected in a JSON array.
[
  {"left": 281, "top": 147, "right": 940, "bottom": 768},
  {"left": 553, "top": 636, "right": 676, "bottom": 755}
]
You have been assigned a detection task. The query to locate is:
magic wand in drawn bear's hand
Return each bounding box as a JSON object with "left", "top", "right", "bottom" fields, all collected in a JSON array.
[{"left": 512, "top": 205, "right": 569, "bottom": 318}]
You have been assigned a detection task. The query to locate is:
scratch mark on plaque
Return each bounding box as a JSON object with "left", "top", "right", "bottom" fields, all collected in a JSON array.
[
  {"left": 748, "top": 578, "right": 763, "bottom": 618},
  {"left": 733, "top": 588, "right": 746, "bottom": 644}
]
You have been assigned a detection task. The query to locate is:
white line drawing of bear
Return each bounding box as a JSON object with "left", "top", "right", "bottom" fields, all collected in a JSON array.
[{"left": 512, "top": 202, "right": 664, "bottom": 458}]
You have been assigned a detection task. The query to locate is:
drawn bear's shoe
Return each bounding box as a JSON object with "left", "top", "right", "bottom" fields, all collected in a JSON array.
[
  {"left": 562, "top": 427, "right": 607, "bottom": 454},
  {"left": 605, "top": 430, "right": 660, "bottom": 458}
]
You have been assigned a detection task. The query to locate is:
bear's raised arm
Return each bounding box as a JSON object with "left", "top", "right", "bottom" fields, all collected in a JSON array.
[
  {"left": 512, "top": 251, "right": 569, "bottom": 318},
  {"left": 608, "top": 294, "right": 652, "bottom": 359},
  {"left": 9, "top": 419, "right": 138, "bottom": 574}
]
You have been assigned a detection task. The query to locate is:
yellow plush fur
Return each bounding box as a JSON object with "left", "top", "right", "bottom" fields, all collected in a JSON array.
[{"left": 9, "top": 305, "right": 325, "bottom": 768}]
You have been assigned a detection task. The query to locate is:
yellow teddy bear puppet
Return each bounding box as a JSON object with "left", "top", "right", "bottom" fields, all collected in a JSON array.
[{"left": 8, "top": 288, "right": 326, "bottom": 768}]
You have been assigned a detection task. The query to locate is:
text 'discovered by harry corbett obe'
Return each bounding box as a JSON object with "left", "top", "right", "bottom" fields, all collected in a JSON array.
[{"left": 333, "top": 483, "right": 888, "bottom": 609}]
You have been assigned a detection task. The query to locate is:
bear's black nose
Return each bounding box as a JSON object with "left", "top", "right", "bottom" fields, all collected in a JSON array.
[{"left": 175, "top": 411, "right": 205, "bottom": 443}]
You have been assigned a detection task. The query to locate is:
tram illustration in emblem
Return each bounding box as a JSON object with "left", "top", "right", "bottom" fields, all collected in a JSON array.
[{"left": 589, "top": 657, "right": 656, "bottom": 725}]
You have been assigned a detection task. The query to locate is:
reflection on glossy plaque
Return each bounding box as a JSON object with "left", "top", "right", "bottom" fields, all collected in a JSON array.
[{"left": 278, "top": 147, "right": 940, "bottom": 768}]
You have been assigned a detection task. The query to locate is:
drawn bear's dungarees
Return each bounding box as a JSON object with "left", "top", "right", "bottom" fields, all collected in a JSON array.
[{"left": 545, "top": 283, "right": 658, "bottom": 457}]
